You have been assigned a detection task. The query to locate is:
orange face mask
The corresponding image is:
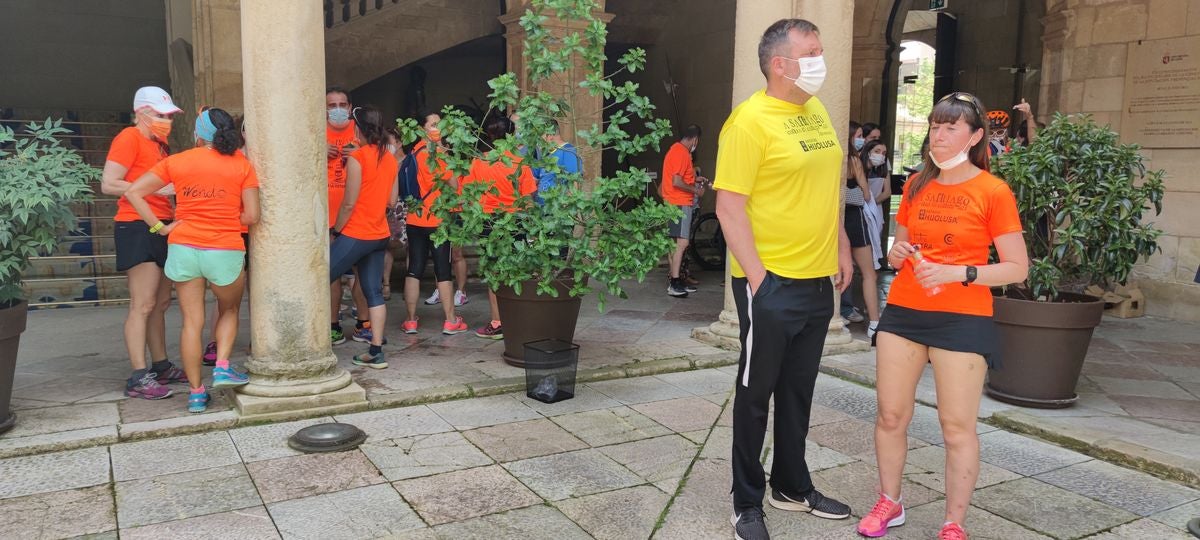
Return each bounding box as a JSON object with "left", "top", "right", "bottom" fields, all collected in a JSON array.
[
  {"left": 427, "top": 127, "right": 442, "bottom": 142},
  {"left": 139, "top": 111, "right": 173, "bottom": 141}
]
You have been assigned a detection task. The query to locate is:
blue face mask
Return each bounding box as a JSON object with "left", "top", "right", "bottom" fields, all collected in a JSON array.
[
  {"left": 853, "top": 137, "right": 865, "bottom": 151},
  {"left": 328, "top": 107, "right": 350, "bottom": 127}
]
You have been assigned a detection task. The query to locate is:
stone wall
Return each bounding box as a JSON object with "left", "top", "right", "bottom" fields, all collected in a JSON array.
[
  {"left": 0, "top": 0, "right": 170, "bottom": 112},
  {"left": 1040, "top": 0, "right": 1200, "bottom": 320}
]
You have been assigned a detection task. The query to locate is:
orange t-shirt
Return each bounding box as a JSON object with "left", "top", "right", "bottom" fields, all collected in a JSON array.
[
  {"left": 149, "top": 147, "right": 259, "bottom": 251},
  {"left": 887, "top": 170, "right": 1023, "bottom": 317},
  {"left": 660, "top": 141, "right": 696, "bottom": 206},
  {"left": 461, "top": 151, "right": 537, "bottom": 214},
  {"left": 326, "top": 121, "right": 357, "bottom": 227},
  {"left": 107, "top": 127, "right": 173, "bottom": 222},
  {"left": 340, "top": 145, "right": 398, "bottom": 240},
  {"left": 406, "top": 140, "right": 451, "bottom": 228}
]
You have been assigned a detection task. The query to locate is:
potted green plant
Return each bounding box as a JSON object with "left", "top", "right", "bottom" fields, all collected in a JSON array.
[
  {"left": 989, "top": 112, "right": 1165, "bottom": 408},
  {"left": 0, "top": 120, "right": 96, "bottom": 433},
  {"left": 398, "top": 0, "right": 677, "bottom": 365}
]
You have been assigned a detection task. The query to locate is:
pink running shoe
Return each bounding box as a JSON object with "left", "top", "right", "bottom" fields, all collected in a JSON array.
[
  {"left": 202, "top": 342, "right": 218, "bottom": 366},
  {"left": 857, "top": 493, "right": 904, "bottom": 537},
  {"left": 126, "top": 372, "right": 173, "bottom": 400},
  {"left": 402, "top": 319, "right": 419, "bottom": 334},
  {"left": 442, "top": 316, "right": 468, "bottom": 335},
  {"left": 939, "top": 522, "right": 967, "bottom": 540}
]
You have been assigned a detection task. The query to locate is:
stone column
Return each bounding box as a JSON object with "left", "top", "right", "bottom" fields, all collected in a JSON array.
[
  {"left": 500, "top": 0, "right": 614, "bottom": 183},
  {"left": 235, "top": 0, "right": 366, "bottom": 419},
  {"left": 693, "top": 0, "right": 868, "bottom": 355}
]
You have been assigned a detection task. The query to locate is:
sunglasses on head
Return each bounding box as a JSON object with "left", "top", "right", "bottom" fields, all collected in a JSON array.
[{"left": 938, "top": 92, "right": 984, "bottom": 118}]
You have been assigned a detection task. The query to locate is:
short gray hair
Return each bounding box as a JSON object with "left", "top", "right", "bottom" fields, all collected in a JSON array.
[{"left": 758, "top": 19, "right": 820, "bottom": 78}]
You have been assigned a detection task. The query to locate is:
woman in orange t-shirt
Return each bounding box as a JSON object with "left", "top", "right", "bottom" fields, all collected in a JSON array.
[
  {"left": 401, "top": 112, "right": 468, "bottom": 336},
  {"left": 857, "top": 93, "right": 1029, "bottom": 540},
  {"left": 329, "top": 106, "right": 399, "bottom": 368},
  {"left": 125, "top": 108, "right": 260, "bottom": 414},
  {"left": 460, "top": 114, "right": 536, "bottom": 339},
  {"left": 100, "top": 86, "right": 184, "bottom": 400}
]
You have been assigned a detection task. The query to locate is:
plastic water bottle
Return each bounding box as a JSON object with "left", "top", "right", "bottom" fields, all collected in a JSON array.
[{"left": 910, "top": 246, "right": 945, "bottom": 296}]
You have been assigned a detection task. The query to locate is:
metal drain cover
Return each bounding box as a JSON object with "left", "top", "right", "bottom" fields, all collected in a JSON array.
[{"left": 287, "top": 422, "right": 366, "bottom": 453}]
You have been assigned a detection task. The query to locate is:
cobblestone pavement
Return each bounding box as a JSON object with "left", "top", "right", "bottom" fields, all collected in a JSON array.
[{"left": 2, "top": 368, "right": 1197, "bottom": 540}]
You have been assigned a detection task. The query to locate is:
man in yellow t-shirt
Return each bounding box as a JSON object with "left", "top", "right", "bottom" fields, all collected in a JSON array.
[{"left": 713, "top": 19, "right": 854, "bottom": 539}]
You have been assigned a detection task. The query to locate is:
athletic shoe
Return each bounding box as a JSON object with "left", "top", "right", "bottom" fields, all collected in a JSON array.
[
  {"left": 857, "top": 494, "right": 905, "bottom": 537},
  {"left": 730, "top": 508, "right": 770, "bottom": 540},
  {"left": 867, "top": 323, "right": 879, "bottom": 340},
  {"left": 153, "top": 363, "right": 187, "bottom": 385},
  {"left": 684, "top": 283, "right": 698, "bottom": 293},
  {"left": 475, "top": 322, "right": 503, "bottom": 340},
  {"left": 350, "top": 306, "right": 359, "bottom": 320},
  {"left": 351, "top": 326, "right": 373, "bottom": 343},
  {"left": 442, "top": 316, "right": 468, "bottom": 335},
  {"left": 767, "top": 488, "right": 850, "bottom": 520},
  {"left": 402, "top": 319, "right": 419, "bottom": 334},
  {"left": 187, "top": 390, "right": 209, "bottom": 413},
  {"left": 353, "top": 351, "right": 388, "bottom": 369},
  {"left": 202, "top": 342, "right": 218, "bottom": 366},
  {"left": 331, "top": 327, "right": 346, "bottom": 345},
  {"left": 454, "top": 290, "right": 468, "bottom": 306},
  {"left": 126, "top": 372, "right": 173, "bottom": 400},
  {"left": 212, "top": 367, "right": 249, "bottom": 388},
  {"left": 667, "top": 280, "right": 689, "bottom": 298},
  {"left": 939, "top": 522, "right": 967, "bottom": 540},
  {"left": 424, "top": 289, "right": 441, "bottom": 305},
  {"left": 843, "top": 307, "right": 865, "bottom": 323}
]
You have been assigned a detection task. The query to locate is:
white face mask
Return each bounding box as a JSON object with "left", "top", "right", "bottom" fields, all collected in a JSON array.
[
  {"left": 782, "top": 55, "right": 827, "bottom": 95},
  {"left": 869, "top": 154, "right": 887, "bottom": 167},
  {"left": 929, "top": 136, "right": 976, "bottom": 170}
]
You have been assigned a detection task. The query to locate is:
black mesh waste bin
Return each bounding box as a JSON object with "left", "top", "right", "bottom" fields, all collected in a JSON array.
[{"left": 524, "top": 339, "right": 579, "bottom": 403}]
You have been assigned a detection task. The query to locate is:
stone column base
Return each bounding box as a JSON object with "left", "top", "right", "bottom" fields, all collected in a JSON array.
[
  {"left": 692, "top": 309, "right": 871, "bottom": 356},
  {"left": 233, "top": 381, "right": 368, "bottom": 424}
]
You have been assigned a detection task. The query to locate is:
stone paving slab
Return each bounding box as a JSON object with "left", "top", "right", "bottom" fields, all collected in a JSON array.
[
  {"left": 891, "top": 502, "right": 1051, "bottom": 540},
  {"left": 426, "top": 394, "right": 541, "bottom": 430},
  {"left": 554, "top": 484, "right": 669, "bottom": 540},
  {"left": 975, "top": 429, "right": 1093, "bottom": 476},
  {"left": 0, "top": 485, "right": 116, "bottom": 539},
  {"left": 362, "top": 431, "right": 494, "bottom": 481},
  {"left": 548, "top": 405, "right": 672, "bottom": 447},
  {"left": 0, "top": 446, "right": 110, "bottom": 499},
  {"left": 630, "top": 395, "right": 723, "bottom": 433},
  {"left": 972, "top": 477, "right": 1138, "bottom": 539},
  {"left": 1034, "top": 459, "right": 1200, "bottom": 516},
  {"left": 332, "top": 405, "right": 453, "bottom": 442},
  {"left": 503, "top": 448, "right": 644, "bottom": 501},
  {"left": 420, "top": 504, "right": 592, "bottom": 540},
  {"left": 119, "top": 506, "right": 281, "bottom": 540},
  {"left": 246, "top": 450, "right": 386, "bottom": 504},
  {"left": 461, "top": 418, "right": 586, "bottom": 463},
  {"left": 1084, "top": 518, "right": 1197, "bottom": 540},
  {"left": 596, "top": 433, "right": 699, "bottom": 485},
  {"left": 0, "top": 402, "right": 119, "bottom": 439},
  {"left": 110, "top": 431, "right": 241, "bottom": 481},
  {"left": 114, "top": 463, "right": 261, "bottom": 529},
  {"left": 267, "top": 484, "right": 424, "bottom": 540},
  {"left": 1150, "top": 499, "right": 1200, "bottom": 532},
  {"left": 394, "top": 465, "right": 540, "bottom": 525},
  {"left": 227, "top": 416, "right": 334, "bottom": 463}
]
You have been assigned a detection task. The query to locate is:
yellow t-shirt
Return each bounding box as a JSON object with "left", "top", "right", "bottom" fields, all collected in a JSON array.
[{"left": 713, "top": 90, "right": 842, "bottom": 279}]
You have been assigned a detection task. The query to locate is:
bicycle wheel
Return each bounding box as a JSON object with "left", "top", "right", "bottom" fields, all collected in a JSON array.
[{"left": 688, "top": 212, "right": 726, "bottom": 271}]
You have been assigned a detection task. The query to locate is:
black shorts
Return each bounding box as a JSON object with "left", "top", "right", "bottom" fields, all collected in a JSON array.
[
  {"left": 845, "top": 205, "right": 870, "bottom": 248},
  {"left": 876, "top": 304, "right": 1000, "bottom": 368},
  {"left": 114, "top": 220, "right": 169, "bottom": 272}
]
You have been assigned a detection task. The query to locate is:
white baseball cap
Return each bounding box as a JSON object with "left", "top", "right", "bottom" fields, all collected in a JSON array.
[{"left": 132, "top": 86, "right": 182, "bottom": 114}]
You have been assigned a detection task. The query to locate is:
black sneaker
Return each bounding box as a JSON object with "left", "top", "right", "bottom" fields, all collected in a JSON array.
[
  {"left": 768, "top": 488, "right": 851, "bottom": 520},
  {"left": 667, "top": 280, "right": 689, "bottom": 298},
  {"left": 730, "top": 508, "right": 770, "bottom": 540},
  {"left": 684, "top": 283, "right": 698, "bottom": 293}
]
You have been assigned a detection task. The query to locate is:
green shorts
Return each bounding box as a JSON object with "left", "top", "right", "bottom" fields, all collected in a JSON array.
[{"left": 165, "top": 244, "right": 245, "bottom": 286}]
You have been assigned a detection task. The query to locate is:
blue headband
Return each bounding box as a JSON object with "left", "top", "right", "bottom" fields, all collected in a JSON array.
[{"left": 194, "top": 110, "right": 217, "bottom": 142}]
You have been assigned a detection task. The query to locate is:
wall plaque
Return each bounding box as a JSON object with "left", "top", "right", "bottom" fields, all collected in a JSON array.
[{"left": 1121, "top": 35, "right": 1200, "bottom": 148}]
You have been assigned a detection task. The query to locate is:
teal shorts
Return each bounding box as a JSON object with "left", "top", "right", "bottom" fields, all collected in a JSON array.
[{"left": 165, "top": 244, "right": 245, "bottom": 286}]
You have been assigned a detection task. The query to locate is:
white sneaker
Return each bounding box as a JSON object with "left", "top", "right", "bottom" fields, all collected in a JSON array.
[
  {"left": 424, "top": 289, "right": 441, "bottom": 305},
  {"left": 454, "top": 290, "right": 468, "bottom": 306}
]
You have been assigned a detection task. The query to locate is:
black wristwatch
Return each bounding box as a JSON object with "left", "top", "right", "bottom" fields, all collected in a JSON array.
[{"left": 962, "top": 265, "right": 978, "bottom": 286}]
